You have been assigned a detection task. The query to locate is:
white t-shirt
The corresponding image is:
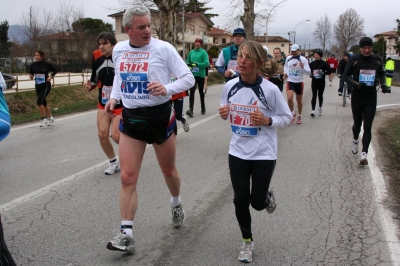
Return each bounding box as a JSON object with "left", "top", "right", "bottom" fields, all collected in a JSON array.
[
  {"left": 220, "top": 76, "right": 292, "bottom": 160},
  {"left": 284, "top": 55, "right": 311, "bottom": 83},
  {"left": 111, "top": 38, "right": 195, "bottom": 108}
]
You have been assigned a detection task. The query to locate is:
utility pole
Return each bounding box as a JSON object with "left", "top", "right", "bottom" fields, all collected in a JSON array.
[{"left": 182, "top": 0, "right": 185, "bottom": 60}]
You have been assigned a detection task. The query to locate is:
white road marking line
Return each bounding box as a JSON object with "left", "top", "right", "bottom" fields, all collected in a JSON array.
[{"left": 1, "top": 113, "right": 220, "bottom": 212}]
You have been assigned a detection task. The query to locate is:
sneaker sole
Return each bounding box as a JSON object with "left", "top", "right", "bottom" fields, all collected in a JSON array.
[
  {"left": 105, "top": 169, "right": 121, "bottom": 175},
  {"left": 106, "top": 242, "right": 135, "bottom": 253},
  {"left": 238, "top": 258, "right": 252, "bottom": 263},
  {"left": 266, "top": 202, "right": 276, "bottom": 213}
]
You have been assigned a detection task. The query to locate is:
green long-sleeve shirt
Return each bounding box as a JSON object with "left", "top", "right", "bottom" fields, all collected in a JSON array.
[{"left": 186, "top": 48, "right": 209, "bottom": 78}]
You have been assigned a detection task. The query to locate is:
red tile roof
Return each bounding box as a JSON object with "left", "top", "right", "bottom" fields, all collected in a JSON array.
[{"left": 374, "top": 30, "right": 398, "bottom": 37}]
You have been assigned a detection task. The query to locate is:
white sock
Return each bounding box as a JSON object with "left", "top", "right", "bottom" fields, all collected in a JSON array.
[
  {"left": 121, "top": 220, "right": 133, "bottom": 238},
  {"left": 109, "top": 157, "right": 117, "bottom": 164},
  {"left": 170, "top": 196, "right": 181, "bottom": 207}
]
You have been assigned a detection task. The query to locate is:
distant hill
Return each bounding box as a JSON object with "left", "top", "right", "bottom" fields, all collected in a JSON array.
[{"left": 8, "top": 25, "right": 28, "bottom": 43}]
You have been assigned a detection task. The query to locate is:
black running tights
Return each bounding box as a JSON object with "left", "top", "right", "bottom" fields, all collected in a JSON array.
[
  {"left": 189, "top": 76, "right": 205, "bottom": 111},
  {"left": 228, "top": 155, "right": 276, "bottom": 240},
  {"left": 311, "top": 82, "right": 325, "bottom": 110},
  {"left": 351, "top": 91, "right": 377, "bottom": 153}
]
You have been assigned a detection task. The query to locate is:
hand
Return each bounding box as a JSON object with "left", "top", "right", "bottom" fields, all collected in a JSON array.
[
  {"left": 250, "top": 110, "right": 266, "bottom": 126},
  {"left": 147, "top": 82, "right": 167, "bottom": 96},
  {"left": 85, "top": 80, "right": 94, "bottom": 91},
  {"left": 284, "top": 73, "right": 288, "bottom": 79},
  {"left": 381, "top": 85, "right": 389, "bottom": 94},
  {"left": 105, "top": 98, "right": 117, "bottom": 118},
  {"left": 219, "top": 105, "right": 230, "bottom": 120},
  {"left": 46, "top": 76, "right": 52, "bottom": 82},
  {"left": 299, "top": 62, "right": 304, "bottom": 69}
]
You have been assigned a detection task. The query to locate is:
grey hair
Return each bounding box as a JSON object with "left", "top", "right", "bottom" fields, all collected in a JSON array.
[{"left": 123, "top": 5, "right": 151, "bottom": 28}]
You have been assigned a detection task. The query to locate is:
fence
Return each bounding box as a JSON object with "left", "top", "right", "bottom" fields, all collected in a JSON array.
[{"left": 6, "top": 70, "right": 92, "bottom": 92}]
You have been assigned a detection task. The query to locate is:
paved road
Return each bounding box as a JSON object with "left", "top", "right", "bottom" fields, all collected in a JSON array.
[{"left": 1, "top": 77, "right": 400, "bottom": 265}]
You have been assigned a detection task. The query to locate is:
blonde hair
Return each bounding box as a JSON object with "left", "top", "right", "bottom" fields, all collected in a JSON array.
[{"left": 238, "top": 41, "right": 278, "bottom": 77}]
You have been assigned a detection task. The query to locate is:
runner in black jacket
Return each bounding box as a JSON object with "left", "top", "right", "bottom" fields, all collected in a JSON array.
[
  {"left": 337, "top": 53, "right": 352, "bottom": 96},
  {"left": 343, "top": 37, "right": 389, "bottom": 166},
  {"left": 309, "top": 50, "right": 331, "bottom": 117},
  {"left": 29, "top": 50, "right": 57, "bottom": 127}
]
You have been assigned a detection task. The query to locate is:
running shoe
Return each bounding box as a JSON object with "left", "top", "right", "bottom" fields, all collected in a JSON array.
[
  {"left": 40, "top": 118, "right": 48, "bottom": 127},
  {"left": 318, "top": 107, "right": 322, "bottom": 116},
  {"left": 238, "top": 241, "right": 254, "bottom": 263},
  {"left": 182, "top": 119, "right": 190, "bottom": 132},
  {"left": 310, "top": 111, "right": 315, "bottom": 117},
  {"left": 106, "top": 230, "right": 135, "bottom": 253},
  {"left": 186, "top": 109, "right": 193, "bottom": 118},
  {"left": 105, "top": 162, "right": 120, "bottom": 175},
  {"left": 203, "top": 88, "right": 207, "bottom": 94},
  {"left": 201, "top": 106, "right": 206, "bottom": 115},
  {"left": 296, "top": 115, "right": 302, "bottom": 124},
  {"left": 338, "top": 92, "right": 342, "bottom": 96},
  {"left": 266, "top": 188, "right": 276, "bottom": 213},
  {"left": 47, "top": 116, "right": 55, "bottom": 126},
  {"left": 352, "top": 139, "right": 359, "bottom": 154},
  {"left": 359, "top": 152, "right": 368, "bottom": 166},
  {"left": 290, "top": 112, "right": 296, "bottom": 124},
  {"left": 348, "top": 93, "right": 351, "bottom": 99},
  {"left": 172, "top": 205, "right": 185, "bottom": 228}
]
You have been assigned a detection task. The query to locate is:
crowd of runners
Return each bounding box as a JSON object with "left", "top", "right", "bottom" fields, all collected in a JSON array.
[{"left": 0, "top": 3, "right": 392, "bottom": 265}]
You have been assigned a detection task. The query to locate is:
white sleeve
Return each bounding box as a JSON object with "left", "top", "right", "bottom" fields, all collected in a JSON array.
[
  {"left": 215, "top": 51, "right": 225, "bottom": 67},
  {"left": 0, "top": 72, "right": 6, "bottom": 91},
  {"left": 164, "top": 46, "right": 195, "bottom": 96},
  {"left": 220, "top": 83, "right": 230, "bottom": 107},
  {"left": 302, "top": 57, "right": 311, "bottom": 75},
  {"left": 270, "top": 88, "right": 293, "bottom": 127}
]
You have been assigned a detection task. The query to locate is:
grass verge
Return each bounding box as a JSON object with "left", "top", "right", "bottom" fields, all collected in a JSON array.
[{"left": 5, "top": 72, "right": 225, "bottom": 125}]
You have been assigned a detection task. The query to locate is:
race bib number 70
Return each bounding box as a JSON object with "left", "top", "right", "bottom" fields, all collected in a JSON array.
[{"left": 229, "top": 103, "right": 259, "bottom": 136}]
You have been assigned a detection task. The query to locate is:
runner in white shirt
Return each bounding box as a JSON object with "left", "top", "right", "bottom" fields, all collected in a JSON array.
[
  {"left": 283, "top": 44, "right": 311, "bottom": 124},
  {"left": 219, "top": 40, "right": 292, "bottom": 263},
  {"left": 104, "top": 4, "right": 195, "bottom": 253}
]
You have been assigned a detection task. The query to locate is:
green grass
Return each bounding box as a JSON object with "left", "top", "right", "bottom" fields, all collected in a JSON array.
[
  {"left": 5, "top": 84, "right": 98, "bottom": 125},
  {"left": 381, "top": 116, "right": 400, "bottom": 160},
  {"left": 5, "top": 72, "right": 226, "bottom": 125}
]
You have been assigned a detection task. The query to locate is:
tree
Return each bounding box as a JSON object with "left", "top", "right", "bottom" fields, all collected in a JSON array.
[
  {"left": 314, "top": 14, "right": 331, "bottom": 57},
  {"left": 178, "top": 0, "right": 218, "bottom": 20},
  {"left": 349, "top": 44, "right": 359, "bottom": 54},
  {"left": 333, "top": 8, "right": 365, "bottom": 50},
  {"left": 395, "top": 19, "right": 400, "bottom": 54},
  {"left": 373, "top": 36, "right": 386, "bottom": 58},
  {"left": 0, "top": 20, "right": 12, "bottom": 59}
]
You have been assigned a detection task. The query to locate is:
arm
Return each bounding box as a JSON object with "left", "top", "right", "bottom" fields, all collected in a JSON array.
[
  {"left": 165, "top": 47, "right": 195, "bottom": 96},
  {"left": 196, "top": 50, "right": 210, "bottom": 68},
  {"left": 215, "top": 51, "right": 226, "bottom": 74},
  {"left": 49, "top": 63, "right": 58, "bottom": 78},
  {"left": 343, "top": 57, "right": 360, "bottom": 89},
  {"left": 302, "top": 58, "right": 311, "bottom": 75}
]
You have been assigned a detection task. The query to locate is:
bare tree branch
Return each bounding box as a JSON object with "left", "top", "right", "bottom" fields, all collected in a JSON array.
[
  {"left": 314, "top": 14, "right": 331, "bottom": 55},
  {"left": 333, "top": 8, "right": 365, "bottom": 51}
]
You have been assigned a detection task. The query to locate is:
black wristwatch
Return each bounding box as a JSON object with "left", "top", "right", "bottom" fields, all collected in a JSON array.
[{"left": 268, "top": 117, "right": 273, "bottom": 126}]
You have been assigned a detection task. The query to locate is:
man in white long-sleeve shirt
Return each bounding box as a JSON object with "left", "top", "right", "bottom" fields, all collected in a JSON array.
[
  {"left": 283, "top": 44, "right": 311, "bottom": 124},
  {"left": 104, "top": 4, "right": 195, "bottom": 254}
]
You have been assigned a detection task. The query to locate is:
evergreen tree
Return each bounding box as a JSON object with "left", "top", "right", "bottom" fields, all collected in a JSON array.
[
  {"left": 0, "top": 20, "right": 12, "bottom": 58},
  {"left": 177, "top": 0, "right": 218, "bottom": 20}
]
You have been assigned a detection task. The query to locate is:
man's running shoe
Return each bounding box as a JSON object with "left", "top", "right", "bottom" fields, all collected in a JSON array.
[
  {"left": 338, "top": 92, "right": 342, "bottom": 96},
  {"left": 266, "top": 188, "right": 276, "bottom": 213},
  {"left": 47, "top": 116, "right": 55, "bottom": 126},
  {"left": 290, "top": 112, "right": 296, "bottom": 124},
  {"left": 40, "top": 118, "right": 48, "bottom": 127},
  {"left": 359, "top": 152, "right": 368, "bottom": 166},
  {"left": 238, "top": 241, "right": 254, "bottom": 263},
  {"left": 105, "top": 162, "right": 120, "bottom": 175},
  {"left": 182, "top": 119, "right": 190, "bottom": 132},
  {"left": 106, "top": 230, "right": 135, "bottom": 253},
  {"left": 318, "top": 107, "right": 322, "bottom": 116},
  {"left": 172, "top": 205, "right": 185, "bottom": 228},
  {"left": 348, "top": 93, "right": 351, "bottom": 99},
  {"left": 310, "top": 111, "right": 315, "bottom": 117},
  {"left": 186, "top": 109, "right": 193, "bottom": 118},
  {"left": 352, "top": 139, "right": 359, "bottom": 154},
  {"left": 296, "top": 115, "right": 302, "bottom": 124}
]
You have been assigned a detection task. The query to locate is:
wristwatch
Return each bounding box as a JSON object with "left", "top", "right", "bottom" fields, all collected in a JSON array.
[{"left": 268, "top": 117, "right": 273, "bottom": 126}]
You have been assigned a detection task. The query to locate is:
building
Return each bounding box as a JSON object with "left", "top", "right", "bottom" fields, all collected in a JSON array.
[
  {"left": 254, "top": 35, "right": 291, "bottom": 56},
  {"left": 373, "top": 30, "right": 399, "bottom": 56},
  {"left": 207, "top": 27, "right": 233, "bottom": 46}
]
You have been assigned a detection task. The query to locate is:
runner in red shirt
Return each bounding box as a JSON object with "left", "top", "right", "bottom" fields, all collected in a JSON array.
[{"left": 326, "top": 54, "right": 338, "bottom": 86}]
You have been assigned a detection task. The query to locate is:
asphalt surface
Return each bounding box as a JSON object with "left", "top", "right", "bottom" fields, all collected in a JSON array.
[{"left": 1, "top": 77, "right": 400, "bottom": 266}]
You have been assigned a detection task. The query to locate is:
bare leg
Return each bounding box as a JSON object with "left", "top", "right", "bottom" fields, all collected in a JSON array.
[
  {"left": 97, "top": 109, "right": 116, "bottom": 159},
  {"left": 287, "top": 90, "right": 295, "bottom": 112},
  {"left": 296, "top": 94, "right": 303, "bottom": 115}
]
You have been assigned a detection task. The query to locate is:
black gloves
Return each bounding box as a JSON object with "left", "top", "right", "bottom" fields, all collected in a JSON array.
[{"left": 381, "top": 85, "right": 389, "bottom": 94}]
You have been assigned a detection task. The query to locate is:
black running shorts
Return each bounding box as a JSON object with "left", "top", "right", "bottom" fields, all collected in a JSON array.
[{"left": 119, "top": 101, "right": 177, "bottom": 145}]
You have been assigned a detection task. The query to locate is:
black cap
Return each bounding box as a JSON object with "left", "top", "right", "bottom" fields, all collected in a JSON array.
[
  {"left": 344, "top": 52, "right": 350, "bottom": 57},
  {"left": 315, "top": 51, "right": 323, "bottom": 57},
  {"left": 359, "top": 37, "right": 373, "bottom": 48},
  {"left": 233, "top": 28, "right": 246, "bottom": 38}
]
